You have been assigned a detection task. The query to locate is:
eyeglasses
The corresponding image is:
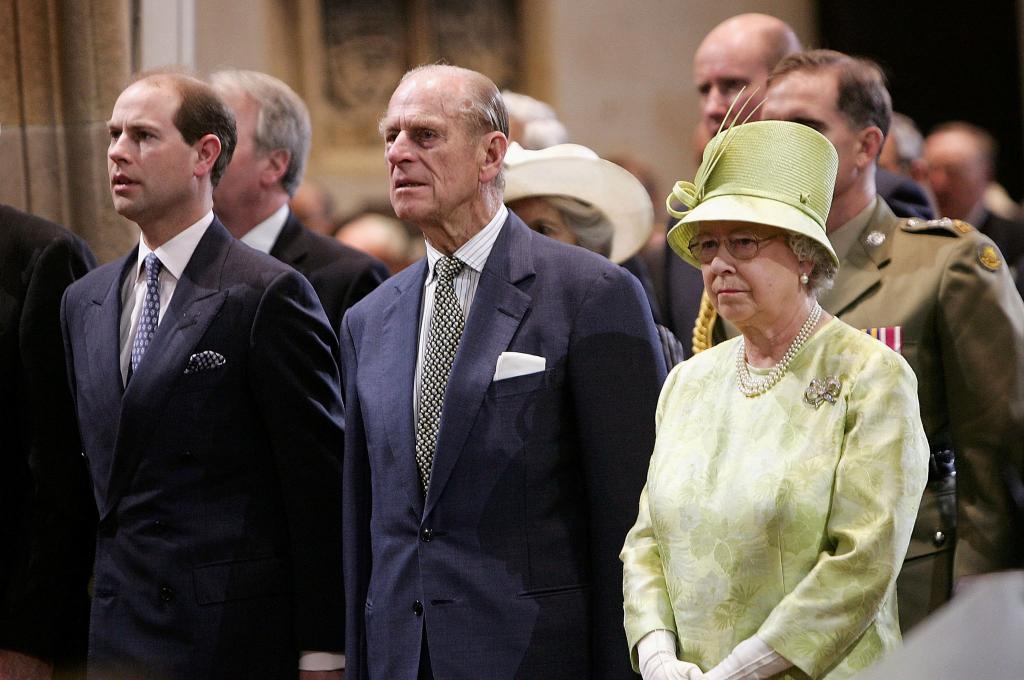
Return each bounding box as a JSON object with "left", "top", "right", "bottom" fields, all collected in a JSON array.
[{"left": 687, "top": 233, "right": 779, "bottom": 264}]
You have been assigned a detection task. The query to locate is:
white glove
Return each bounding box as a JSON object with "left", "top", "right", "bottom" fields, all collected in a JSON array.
[
  {"left": 637, "top": 629, "right": 705, "bottom": 680},
  {"left": 703, "top": 636, "right": 791, "bottom": 680}
]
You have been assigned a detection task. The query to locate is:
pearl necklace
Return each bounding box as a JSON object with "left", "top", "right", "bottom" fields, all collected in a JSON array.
[{"left": 735, "top": 302, "right": 822, "bottom": 397}]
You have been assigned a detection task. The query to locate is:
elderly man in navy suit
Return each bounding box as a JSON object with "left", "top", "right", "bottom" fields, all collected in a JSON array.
[
  {"left": 61, "top": 70, "right": 345, "bottom": 680},
  {"left": 341, "top": 65, "right": 666, "bottom": 680}
]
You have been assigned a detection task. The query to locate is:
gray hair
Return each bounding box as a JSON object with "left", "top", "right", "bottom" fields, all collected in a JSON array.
[
  {"left": 210, "top": 69, "right": 311, "bottom": 196},
  {"left": 545, "top": 196, "right": 614, "bottom": 258},
  {"left": 787, "top": 233, "right": 836, "bottom": 299},
  {"left": 888, "top": 112, "right": 925, "bottom": 170}
]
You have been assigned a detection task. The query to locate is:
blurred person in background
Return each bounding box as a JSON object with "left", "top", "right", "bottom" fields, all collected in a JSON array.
[
  {"left": 502, "top": 90, "right": 569, "bottom": 150},
  {"left": 290, "top": 179, "right": 339, "bottom": 236},
  {"left": 335, "top": 210, "right": 419, "bottom": 274},
  {"left": 923, "top": 122, "right": 1024, "bottom": 290}
]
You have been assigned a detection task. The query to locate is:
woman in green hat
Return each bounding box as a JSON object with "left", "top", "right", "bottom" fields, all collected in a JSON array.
[{"left": 620, "top": 119, "right": 929, "bottom": 679}]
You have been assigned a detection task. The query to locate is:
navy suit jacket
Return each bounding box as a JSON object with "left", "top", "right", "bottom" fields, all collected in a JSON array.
[
  {"left": 341, "top": 213, "right": 667, "bottom": 680},
  {"left": 61, "top": 220, "right": 345, "bottom": 680},
  {"left": 0, "top": 206, "right": 95, "bottom": 669}
]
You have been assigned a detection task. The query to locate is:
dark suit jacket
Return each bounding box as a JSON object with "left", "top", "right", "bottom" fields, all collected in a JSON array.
[
  {"left": 661, "top": 170, "right": 935, "bottom": 353},
  {"left": 342, "top": 214, "right": 667, "bottom": 680},
  {"left": 269, "top": 211, "right": 388, "bottom": 351},
  {"left": 0, "top": 205, "right": 96, "bottom": 668},
  {"left": 61, "top": 220, "right": 345, "bottom": 680}
]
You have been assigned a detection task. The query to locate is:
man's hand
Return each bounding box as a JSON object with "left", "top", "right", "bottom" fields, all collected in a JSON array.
[
  {"left": 0, "top": 650, "right": 53, "bottom": 680},
  {"left": 299, "top": 671, "right": 342, "bottom": 680}
]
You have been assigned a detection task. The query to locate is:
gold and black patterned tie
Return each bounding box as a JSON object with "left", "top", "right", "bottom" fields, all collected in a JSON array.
[{"left": 415, "top": 256, "right": 465, "bottom": 492}]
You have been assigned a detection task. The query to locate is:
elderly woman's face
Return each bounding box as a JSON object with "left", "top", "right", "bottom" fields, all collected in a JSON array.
[
  {"left": 696, "top": 220, "right": 811, "bottom": 332},
  {"left": 509, "top": 197, "right": 578, "bottom": 246}
]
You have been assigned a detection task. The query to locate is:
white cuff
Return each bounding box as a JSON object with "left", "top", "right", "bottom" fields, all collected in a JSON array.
[{"left": 298, "top": 651, "right": 345, "bottom": 671}]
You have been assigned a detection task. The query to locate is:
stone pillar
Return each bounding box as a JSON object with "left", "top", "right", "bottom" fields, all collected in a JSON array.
[{"left": 0, "top": 0, "right": 137, "bottom": 262}]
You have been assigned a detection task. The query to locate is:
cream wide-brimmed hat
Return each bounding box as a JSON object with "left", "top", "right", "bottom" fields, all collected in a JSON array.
[
  {"left": 503, "top": 142, "right": 654, "bottom": 264},
  {"left": 666, "top": 120, "right": 840, "bottom": 269}
]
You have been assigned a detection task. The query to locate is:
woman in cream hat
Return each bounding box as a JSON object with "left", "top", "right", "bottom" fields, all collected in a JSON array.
[
  {"left": 620, "top": 118, "right": 929, "bottom": 679},
  {"left": 504, "top": 142, "right": 685, "bottom": 366}
]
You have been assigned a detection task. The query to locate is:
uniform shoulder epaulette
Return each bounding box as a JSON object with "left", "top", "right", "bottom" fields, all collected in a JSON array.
[{"left": 901, "top": 217, "right": 974, "bottom": 236}]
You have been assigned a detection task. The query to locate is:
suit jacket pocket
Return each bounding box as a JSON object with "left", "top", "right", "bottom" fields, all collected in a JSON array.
[
  {"left": 487, "top": 366, "right": 561, "bottom": 399},
  {"left": 516, "top": 583, "right": 589, "bottom": 599},
  {"left": 192, "top": 555, "right": 290, "bottom": 605}
]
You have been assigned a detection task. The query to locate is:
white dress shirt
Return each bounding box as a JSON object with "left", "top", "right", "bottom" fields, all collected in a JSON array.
[
  {"left": 413, "top": 204, "right": 508, "bottom": 417},
  {"left": 239, "top": 203, "right": 289, "bottom": 254},
  {"left": 119, "top": 212, "right": 214, "bottom": 384}
]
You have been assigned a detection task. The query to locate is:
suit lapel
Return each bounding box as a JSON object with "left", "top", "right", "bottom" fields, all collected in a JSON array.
[
  {"left": 81, "top": 253, "right": 135, "bottom": 503},
  {"left": 268, "top": 211, "right": 307, "bottom": 268},
  {"left": 822, "top": 200, "right": 898, "bottom": 316},
  {"left": 424, "top": 216, "right": 533, "bottom": 517},
  {"left": 380, "top": 260, "right": 429, "bottom": 514},
  {"left": 102, "top": 222, "right": 231, "bottom": 519}
]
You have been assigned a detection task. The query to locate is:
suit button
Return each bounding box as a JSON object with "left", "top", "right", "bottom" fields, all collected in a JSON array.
[
  {"left": 153, "top": 520, "right": 166, "bottom": 534},
  {"left": 159, "top": 585, "right": 175, "bottom": 603},
  {"left": 181, "top": 450, "right": 193, "bottom": 461},
  {"left": 412, "top": 600, "right": 423, "bottom": 616},
  {"left": 420, "top": 528, "right": 433, "bottom": 542},
  {"left": 933, "top": 531, "right": 947, "bottom": 547}
]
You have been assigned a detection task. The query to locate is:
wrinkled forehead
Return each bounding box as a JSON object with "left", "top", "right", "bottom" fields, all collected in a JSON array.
[{"left": 382, "top": 71, "right": 474, "bottom": 130}]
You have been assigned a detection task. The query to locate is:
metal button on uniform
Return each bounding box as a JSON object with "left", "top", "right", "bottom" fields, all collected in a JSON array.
[
  {"left": 933, "top": 531, "right": 946, "bottom": 547},
  {"left": 412, "top": 600, "right": 423, "bottom": 616},
  {"left": 420, "top": 528, "right": 433, "bottom": 542},
  {"left": 159, "top": 585, "right": 175, "bottom": 603}
]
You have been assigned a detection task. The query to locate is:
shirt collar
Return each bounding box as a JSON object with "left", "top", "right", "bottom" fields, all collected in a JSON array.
[
  {"left": 239, "top": 203, "right": 290, "bottom": 254},
  {"left": 136, "top": 211, "right": 215, "bottom": 281},
  {"left": 829, "top": 197, "right": 878, "bottom": 262},
  {"left": 424, "top": 204, "right": 508, "bottom": 279}
]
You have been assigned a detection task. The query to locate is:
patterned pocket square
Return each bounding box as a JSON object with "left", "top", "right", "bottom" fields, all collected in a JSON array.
[{"left": 184, "top": 350, "right": 226, "bottom": 375}]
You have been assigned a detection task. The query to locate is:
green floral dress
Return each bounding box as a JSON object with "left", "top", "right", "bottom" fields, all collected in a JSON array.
[{"left": 621, "top": 318, "right": 929, "bottom": 678}]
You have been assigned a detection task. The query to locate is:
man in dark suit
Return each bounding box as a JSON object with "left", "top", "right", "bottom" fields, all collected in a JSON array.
[
  {"left": 1, "top": 206, "right": 96, "bottom": 680},
  {"left": 924, "top": 121, "right": 1024, "bottom": 295},
  {"left": 342, "top": 65, "right": 666, "bottom": 680},
  {"left": 211, "top": 69, "right": 388, "bottom": 351},
  {"left": 61, "top": 71, "right": 345, "bottom": 680}
]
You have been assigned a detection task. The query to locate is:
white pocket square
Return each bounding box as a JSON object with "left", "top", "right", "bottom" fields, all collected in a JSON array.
[
  {"left": 184, "top": 350, "right": 226, "bottom": 375},
  {"left": 493, "top": 352, "right": 546, "bottom": 382}
]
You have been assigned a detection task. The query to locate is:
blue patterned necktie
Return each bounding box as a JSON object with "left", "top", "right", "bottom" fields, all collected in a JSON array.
[
  {"left": 131, "top": 253, "right": 163, "bottom": 374},
  {"left": 415, "top": 256, "right": 465, "bottom": 492}
]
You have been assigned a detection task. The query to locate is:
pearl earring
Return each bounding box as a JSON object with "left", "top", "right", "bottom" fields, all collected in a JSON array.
[{"left": 800, "top": 273, "right": 809, "bottom": 285}]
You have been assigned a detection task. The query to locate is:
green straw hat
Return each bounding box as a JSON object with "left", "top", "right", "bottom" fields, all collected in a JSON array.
[{"left": 666, "top": 119, "right": 840, "bottom": 269}]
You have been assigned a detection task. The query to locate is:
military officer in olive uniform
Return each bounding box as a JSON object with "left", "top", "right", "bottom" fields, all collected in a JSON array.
[{"left": 693, "top": 50, "right": 1024, "bottom": 632}]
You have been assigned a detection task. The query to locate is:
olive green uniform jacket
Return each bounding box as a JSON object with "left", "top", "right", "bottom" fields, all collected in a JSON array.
[{"left": 822, "top": 199, "right": 1024, "bottom": 631}]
